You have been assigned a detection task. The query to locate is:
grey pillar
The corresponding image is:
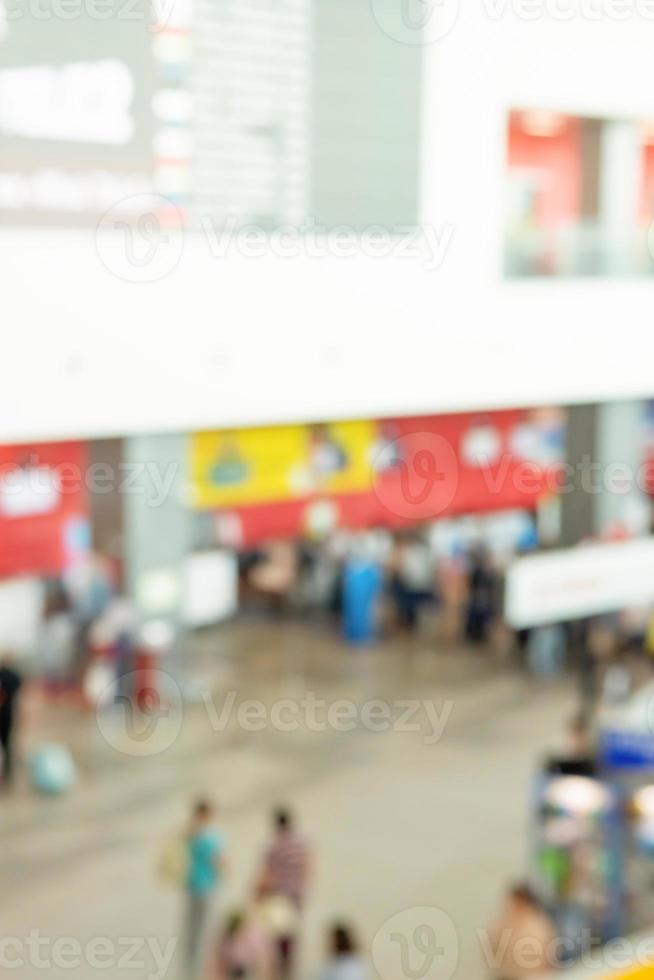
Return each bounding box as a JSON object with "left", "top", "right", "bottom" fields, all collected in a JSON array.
[
  {"left": 122, "top": 433, "right": 191, "bottom": 646},
  {"left": 560, "top": 403, "right": 598, "bottom": 547},
  {"left": 560, "top": 402, "right": 648, "bottom": 546},
  {"left": 579, "top": 118, "right": 602, "bottom": 222},
  {"left": 598, "top": 120, "right": 642, "bottom": 273},
  {"left": 595, "top": 401, "right": 649, "bottom": 537},
  {"left": 88, "top": 438, "right": 124, "bottom": 581}
]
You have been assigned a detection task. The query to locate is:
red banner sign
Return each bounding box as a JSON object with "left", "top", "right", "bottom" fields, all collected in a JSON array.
[
  {"left": 0, "top": 441, "right": 89, "bottom": 579},
  {"left": 207, "top": 409, "right": 564, "bottom": 548}
]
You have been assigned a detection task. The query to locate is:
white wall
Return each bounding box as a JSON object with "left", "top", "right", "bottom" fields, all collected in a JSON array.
[{"left": 4, "top": 12, "right": 654, "bottom": 443}]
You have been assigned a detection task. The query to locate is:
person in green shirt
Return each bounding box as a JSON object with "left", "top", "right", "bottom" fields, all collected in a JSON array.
[{"left": 185, "top": 799, "right": 227, "bottom": 977}]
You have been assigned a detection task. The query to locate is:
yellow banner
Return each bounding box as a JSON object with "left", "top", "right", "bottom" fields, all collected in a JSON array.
[{"left": 191, "top": 420, "right": 376, "bottom": 509}]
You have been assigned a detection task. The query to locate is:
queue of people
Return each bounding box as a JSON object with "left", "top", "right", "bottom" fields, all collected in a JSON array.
[{"left": 240, "top": 529, "right": 506, "bottom": 647}]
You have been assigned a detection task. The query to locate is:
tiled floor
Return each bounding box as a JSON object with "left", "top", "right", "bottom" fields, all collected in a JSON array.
[{"left": 0, "top": 620, "right": 575, "bottom": 979}]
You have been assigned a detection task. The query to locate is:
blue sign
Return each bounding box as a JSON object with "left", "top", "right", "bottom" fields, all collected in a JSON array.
[{"left": 600, "top": 729, "right": 654, "bottom": 770}]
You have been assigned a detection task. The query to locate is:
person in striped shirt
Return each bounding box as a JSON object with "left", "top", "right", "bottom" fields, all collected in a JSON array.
[{"left": 257, "top": 807, "right": 312, "bottom": 979}]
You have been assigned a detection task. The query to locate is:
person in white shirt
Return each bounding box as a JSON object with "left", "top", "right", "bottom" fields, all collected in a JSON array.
[{"left": 319, "top": 923, "right": 368, "bottom": 980}]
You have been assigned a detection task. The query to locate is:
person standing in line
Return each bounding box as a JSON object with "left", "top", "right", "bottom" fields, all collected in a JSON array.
[
  {"left": 318, "top": 923, "right": 368, "bottom": 980},
  {"left": 0, "top": 655, "right": 24, "bottom": 788},
  {"left": 185, "top": 799, "right": 227, "bottom": 978},
  {"left": 465, "top": 546, "right": 497, "bottom": 645},
  {"left": 389, "top": 533, "right": 435, "bottom": 634},
  {"left": 257, "top": 807, "right": 312, "bottom": 980}
]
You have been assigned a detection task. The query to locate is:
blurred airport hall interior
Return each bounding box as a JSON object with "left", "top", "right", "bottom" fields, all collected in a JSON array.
[{"left": 5, "top": 3, "right": 654, "bottom": 980}]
